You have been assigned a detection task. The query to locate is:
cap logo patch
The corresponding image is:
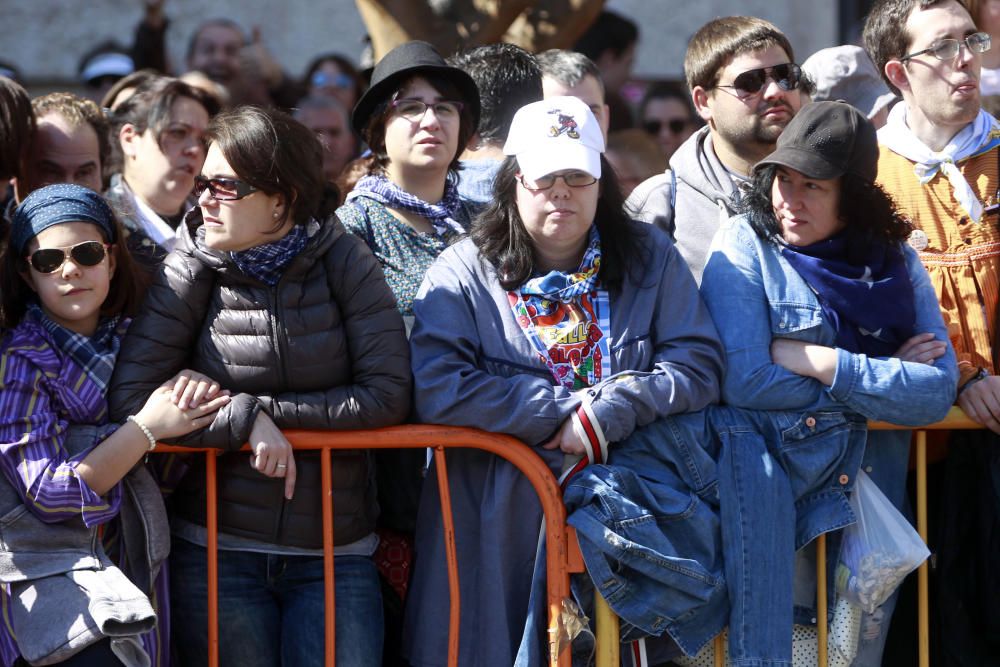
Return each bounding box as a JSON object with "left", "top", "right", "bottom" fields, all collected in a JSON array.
[{"left": 547, "top": 109, "right": 581, "bottom": 139}]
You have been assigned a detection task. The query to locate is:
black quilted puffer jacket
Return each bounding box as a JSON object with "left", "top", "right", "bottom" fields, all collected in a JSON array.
[{"left": 109, "top": 209, "right": 412, "bottom": 548}]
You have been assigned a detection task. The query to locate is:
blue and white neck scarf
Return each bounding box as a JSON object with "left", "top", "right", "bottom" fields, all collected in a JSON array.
[
  {"left": 780, "top": 235, "right": 915, "bottom": 357},
  {"left": 346, "top": 173, "right": 465, "bottom": 237},
  {"left": 230, "top": 223, "right": 309, "bottom": 286},
  {"left": 29, "top": 303, "right": 127, "bottom": 393}
]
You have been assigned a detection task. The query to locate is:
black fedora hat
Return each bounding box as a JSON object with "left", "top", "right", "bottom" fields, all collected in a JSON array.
[{"left": 351, "top": 40, "right": 481, "bottom": 135}]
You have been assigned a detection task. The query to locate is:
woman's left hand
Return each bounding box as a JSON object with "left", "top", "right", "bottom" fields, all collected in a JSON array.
[
  {"left": 893, "top": 332, "right": 948, "bottom": 365},
  {"left": 168, "top": 369, "right": 228, "bottom": 409},
  {"left": 542, "top": 417, "right": 587, "bottom": 456},
  {"left": 770, "top": 338, "right": 838, "bottom": 385}
]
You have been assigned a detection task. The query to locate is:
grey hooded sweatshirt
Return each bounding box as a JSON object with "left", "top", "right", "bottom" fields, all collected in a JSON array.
[{"left": 625, "top": 126, "right": 743, "bottom": 283}]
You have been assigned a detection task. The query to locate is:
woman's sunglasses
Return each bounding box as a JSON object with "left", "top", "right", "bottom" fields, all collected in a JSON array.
[
  {"left": 193, "top": 176, "right": 259, "bottom": 201},
  {"left": 26, "top": 240, "right": 111, "bottom": 274},
  {"left": 643, "top": 119, "right": 690, "bottom": 135},
  {"left": 714, "top": 63, "right": 802, "bottom": 97}
]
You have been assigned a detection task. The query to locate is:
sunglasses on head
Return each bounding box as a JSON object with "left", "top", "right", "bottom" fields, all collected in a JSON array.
[
  {"left": 310, "top": 71, "right": 353, "bottom": 89},
  {"left": 643, "top": 118, "right": 690, "bottom": 135},
  {"left": 26, "top": 240, "right": 111, "bottom": 274},
  {"left": 193, "top": 176, "right": 259, "bottom": 201},
  {"left": 715, "top": 63, "right": 802, "bottom": 97}
]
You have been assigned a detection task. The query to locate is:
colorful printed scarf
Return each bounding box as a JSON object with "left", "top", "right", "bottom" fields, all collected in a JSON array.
[
  {"left": 507, "top": 226, "right": 611, "bottom": 390},
  {"left": 346, "top": 173, "right": 466, "bottom": 237}
]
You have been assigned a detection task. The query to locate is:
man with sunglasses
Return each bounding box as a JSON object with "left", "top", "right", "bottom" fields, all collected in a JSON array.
[
  {"left": 626, "top": 16, "right": 804, "bottom": 283},
  {"left": 865, "top": 1, "right": 1000, "bottom": 664}
]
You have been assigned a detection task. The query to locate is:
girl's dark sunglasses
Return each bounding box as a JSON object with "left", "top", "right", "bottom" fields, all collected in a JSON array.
[
  {"left": 715, "top": 63, "right": 802, "bottom": 97},
  {"left": 193, "top": 176, "right": 259, "bottom": 201},
  {"left": 26, "top": 240, "right": 111, "bottom": 274}
]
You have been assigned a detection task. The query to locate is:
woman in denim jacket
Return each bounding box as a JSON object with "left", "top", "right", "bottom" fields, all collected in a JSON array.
[{"left": 700, "top": 101, "right": 958, "bottom": 665}]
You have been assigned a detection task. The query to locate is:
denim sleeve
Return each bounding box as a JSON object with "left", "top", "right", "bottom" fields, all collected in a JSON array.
[
  {"left": 701, "top": 223, "right": 829, "bottom": 410},
  {"left": 409, "top": 254, "right": 581, "bottom": 446},
  {"left": 588, "top": 240, "right": 724, "bottom": 442},
  {"left": 826, "top": 247, "right": 958, "bottom": 425}
]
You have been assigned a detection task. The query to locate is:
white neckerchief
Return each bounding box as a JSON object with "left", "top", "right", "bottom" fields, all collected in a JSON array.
[
  {"left": 878, "top": 104, "right": 1000, "bottom": 223},
  {"left": 122, "top": 179, "right": 178, "bottom": 250}
]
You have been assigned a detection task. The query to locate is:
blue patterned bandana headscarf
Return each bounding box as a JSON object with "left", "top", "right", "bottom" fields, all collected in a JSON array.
[
  {"left": 11, "top": 184, "right": 117, "bottom": 255},
  {"left": 780, "top": 235, "right": 915, "bottom": 357},
  {"left": 346, "top": 173, "right": 465, "bottom": 237}
]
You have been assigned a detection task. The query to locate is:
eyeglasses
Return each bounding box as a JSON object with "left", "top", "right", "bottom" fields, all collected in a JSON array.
[
  {"left": 390, "top": 99, "right": 464, "bottom": 122},
  {"left": 193, "top": 176, "right": 259, "bottom": 201},
  {"left": 518, "top": 172, "right": 598, "bottom": 191},
  {"left": 26, "top": 240, "right": 111, "bottom": 274},
  {"left": 310, "top": 71, "right": 353, "bottom": 90},
  {"left": 900, "top": 31, "right": 991, "bottom": 62},
  {"left": 715, "top": 63, "right": 802, "bottom": 97},
  {"left": 643, "top": 119, "right": 690, "bottom": 135}
]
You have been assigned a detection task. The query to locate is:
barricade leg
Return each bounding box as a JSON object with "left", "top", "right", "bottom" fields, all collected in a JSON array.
[
  {"left": 433, "top": 446, "right": 461, "bottom": 666},
  {"left": 206, "top": 452, "right": 219, "bottom": 667},
  {"left": 817, "top": 533, "right": 827, "bottom": 667},
  {"left": 321, "top": 447, "right": 336, "bottom": 666},
  {"left": 916, "top": 430, "right": 929, "bottom": 667},
  {"left": 594, "top": 593, "right": 619, "bottom": 667}
]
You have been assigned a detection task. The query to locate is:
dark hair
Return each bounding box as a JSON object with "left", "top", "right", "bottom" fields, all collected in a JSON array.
[
  {"left": 100, "top": 69, "right": 162, "bottom": 111},
  {"left": 31, "top": 93, "right": 111, "bottom": 185},
  {"left": 448, "top": 43, "right": 543, "bottom": 146},
  {"left": 740, "top": 164, "right": 912, "bottom": 262},
  {"left": 536, "top": 49, "right": 606, "bottom": 95},
  {"left": 111, "top": 77, "right": 220, "bottom": 170},
  {"left": 574, "top": 11, "right": 640, "bottom": 60},
  {"left": 302, "top": 53, "right": 365, "bottom": 105},
  {"left": 186, "top": 18, "right": 246, "bottom": 63},
  {"left": 206, "top": 106, "right": 335, "bottom": 229},
  {"left": 684, "top": 16, "right": 795, "bottom": 91},
  {"left": 0, "top": 213, "right": 147, "bottom": 328},
  {"left": 470, "top": 155, "right": 645, "bottom": 291},
  {"left": 360, "top": 72, "right": 477, "bottom": 176},
  {"left": 863, "top": 0, "right": 963, "bottom": 96},
  {"left": 639, "top": 81, "right": 696, "bottom": 121},
  {"left": 0, "top": 77, "right": 34, "bottom": 182}
]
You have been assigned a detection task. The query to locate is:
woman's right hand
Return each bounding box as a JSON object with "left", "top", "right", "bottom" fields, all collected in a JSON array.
[
  {"left": 893, "top": 333, "right": 947, "bottom": 365},
  {"left": 135, "top": 384, "right": 231, "bottom": 441},
  {"left": 169, "top": 369, "right": 228, "bottom": 409},
  {"left": 248, "top": 412, "right": 297, "bottom": 500}
]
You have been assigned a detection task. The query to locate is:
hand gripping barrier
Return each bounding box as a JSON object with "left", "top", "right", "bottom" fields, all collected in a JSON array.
[{"left": 155, "top": 425, "right": 585, "bottom": 667}]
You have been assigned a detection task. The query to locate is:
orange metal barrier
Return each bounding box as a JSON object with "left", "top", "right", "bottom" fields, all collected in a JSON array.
[{"left": 155, "top": 425, "right": 584, "bottom": 667}]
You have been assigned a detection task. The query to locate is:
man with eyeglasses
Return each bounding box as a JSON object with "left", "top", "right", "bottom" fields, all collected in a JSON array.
[
  {"left": 865, "top": 1, "right": 1000, "bottom": 664},
  {"left": 626, "top": 16, "right": 804, "bottom": 282}
]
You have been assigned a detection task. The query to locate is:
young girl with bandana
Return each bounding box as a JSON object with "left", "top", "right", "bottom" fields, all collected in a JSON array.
[
  {"left": 0, "top": 184, "right": 230, "bottom": 666},
  {"left": 403, "top": 96, "right": 725, "bottom": 667}
]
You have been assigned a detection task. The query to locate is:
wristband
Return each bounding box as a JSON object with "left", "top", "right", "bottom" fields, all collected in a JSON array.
[
  {"left": 127, "top": 415, "right": 157, "bottom": 451},
  {"left": 958, "top": 367, "right": 989, "bottom": 396}
]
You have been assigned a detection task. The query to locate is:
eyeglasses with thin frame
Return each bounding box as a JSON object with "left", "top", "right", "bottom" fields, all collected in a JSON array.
[
  {"left": 899, "top": 31, "right": 991, "bottom": 62},
  {"left": 714, "top": 63, "right": 802, "bottom": 97},
  {"left": 643, "top": 119, "right": 690, "bottom": 135},
  {"left": 26, "top": 240, "right": 112, "bottom": 274},
  {"left": 518, "top": 172, "right": 598, "bottom": 191},
  {"left": 193, "top": 176, "right": 259, "bottom": 201},
  {"left": 390, "top": 99, "right": 464, "bottom": 122}
]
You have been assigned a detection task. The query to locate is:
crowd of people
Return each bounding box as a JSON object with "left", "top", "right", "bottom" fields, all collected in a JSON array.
[{"left": 0, "top": 0, "right": 998, "bottom": 665}]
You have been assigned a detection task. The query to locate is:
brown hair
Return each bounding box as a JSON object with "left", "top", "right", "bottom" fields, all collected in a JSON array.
[
  {"left": 863, "top": 0, "right": 967, "bottom": 96},
  {"left": 0, "top": 213, "right": 147, "bottom": 328},
  {"left": 206, "top": 106, "right": 334, "bottom": 229},
  {"left": 31, "top": 93, "right": 111, "bottom": 181},
  {"left": 684, "top": 16, "right": 795, "bottom": 91},
  {"left": 360, "top": 72, "right": 477, "bottom": 177},
  {"left": 0, "top": 77, "right": 34, "bottom": 182}
]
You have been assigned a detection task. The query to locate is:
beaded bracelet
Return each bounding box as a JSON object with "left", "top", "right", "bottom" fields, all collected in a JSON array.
[
  {"left": 958, "top": 367, "right": 989, "bottom": 396},
  {"left": 127, "top": 415, "right": 157, "bottom": 451}
]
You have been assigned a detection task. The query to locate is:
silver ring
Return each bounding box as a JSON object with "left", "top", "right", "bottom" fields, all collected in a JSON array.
[{"left": 276, "top": 463, "right": 287, "bottom": 469}]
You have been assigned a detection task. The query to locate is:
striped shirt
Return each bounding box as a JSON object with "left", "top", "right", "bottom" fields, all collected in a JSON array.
[
  {"left": 876, "top": 146, "right": 1000, "bottom": 385},
  {"left": 0, "top": 313, "right": 166, "bottom": 666}
]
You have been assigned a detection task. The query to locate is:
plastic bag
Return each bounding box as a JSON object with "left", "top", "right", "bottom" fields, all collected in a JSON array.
[{"left": 836, "top": 470, "right": 929, "bottom": 614}]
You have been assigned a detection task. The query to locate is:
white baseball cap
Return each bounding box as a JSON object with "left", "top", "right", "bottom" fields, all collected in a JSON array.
[{"left": 503, "top": 96, "right": 605, "bottom": 181}]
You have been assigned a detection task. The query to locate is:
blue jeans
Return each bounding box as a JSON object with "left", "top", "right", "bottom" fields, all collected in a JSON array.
[{"left": 170, "top": 538, "right": 383, "bottom": 667}]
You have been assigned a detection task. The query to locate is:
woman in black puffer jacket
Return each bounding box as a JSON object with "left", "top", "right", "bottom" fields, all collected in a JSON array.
[{"left": 109, "top": 106, "right": 411, "bottom": 667}]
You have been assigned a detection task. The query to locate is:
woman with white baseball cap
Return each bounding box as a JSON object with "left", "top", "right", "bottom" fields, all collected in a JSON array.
[{"left": 402, "top": 95, "right": 724, "bottom": 666}]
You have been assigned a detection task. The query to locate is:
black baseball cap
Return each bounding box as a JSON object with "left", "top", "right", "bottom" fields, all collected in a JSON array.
[{"left": 755, "top": 100, "right": 878, "bottom": 184}]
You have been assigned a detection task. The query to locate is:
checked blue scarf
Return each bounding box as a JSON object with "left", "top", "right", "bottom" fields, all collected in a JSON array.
[{"left": 346, "top": 173, "right": 465, "bottom": 237}]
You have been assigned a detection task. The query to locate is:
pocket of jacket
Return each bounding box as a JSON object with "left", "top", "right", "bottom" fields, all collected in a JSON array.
[
  {"left": 776, "top": 412, "right": 854, "bottom": 499},
  {"left": 771, "top": 302, "right": 823, "bottom": 335}
]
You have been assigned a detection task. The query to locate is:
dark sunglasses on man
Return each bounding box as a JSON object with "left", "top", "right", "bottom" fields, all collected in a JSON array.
[
  {"left": 26, "top": 240, "right": 112, "bottom": 274},
  {"left": 714, "top": 63, "right": 802, "bottom": 97}
]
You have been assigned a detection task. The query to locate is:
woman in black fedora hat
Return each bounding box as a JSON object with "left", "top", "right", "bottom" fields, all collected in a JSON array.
[{"left": 334, "top": 40, "right": 481, "bottom": 664}]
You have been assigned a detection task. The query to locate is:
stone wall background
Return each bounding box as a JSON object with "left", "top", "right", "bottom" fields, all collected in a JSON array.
[{"left": 2, "top": 0, "right": 839, "bottom": 87}]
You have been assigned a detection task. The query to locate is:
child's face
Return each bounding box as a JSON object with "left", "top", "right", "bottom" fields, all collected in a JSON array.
[{"left": 22, "top": 222, "right": 115, "bottom": 337}]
